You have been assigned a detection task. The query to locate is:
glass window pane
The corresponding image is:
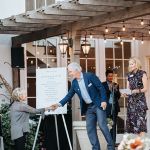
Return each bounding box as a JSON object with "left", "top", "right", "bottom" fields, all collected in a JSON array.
[
  {"left": 36, "top": 46, "right": 46, "bottom": 57},
  {"left": 37, "top": 58, "right": 47, "bottom": 68},
  {"left": 26, "top": 42, "right": 36, "bottom": 56},
  {"left": 124, "top": 42, "right": 131, "bottom": 59},
  {"left": 27, "top": 58, "right": 36, "bottom": 76},
  {"left": 105, "top": 48, "right": 113, "bottom": 58},
  {"left": 27, "top": 78, "right": 36, "bottom": 97},
  {"left": 47, "top": 58, "right": 57, "bottom": 68},
  {"left": 114, "top": 42, "right": 122, "bottom": 59},
  {"left": 117, "top": 79, "right": 124, "bottom": 89},
  {"left": 28, "top": 98, "right": 36, "bottom": 108},
  {"left": 124, "top": 60, "right": 129, "bottom": 76},
  {"left": 115, "top": 60, "right": 123, "bottom": 77},
  {"left": 106, "top": 60, "right": 113, "bottom": 70},
  {"left": 88, "top": 48, "right": 95, "bottom": 58},
  {"left": 47, "top": 46, "right": 56, "bottom": 56},
  {"left": 80, "top": 59, "right": 86, "bottom": 72},
  {"left": 87, "top": 59, "right": 95, "bottom": 73},
  {"left": 80, "top": 48, "right": 95, "bottom": 58}
]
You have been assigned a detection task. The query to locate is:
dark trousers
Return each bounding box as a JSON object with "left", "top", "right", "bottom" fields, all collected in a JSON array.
[
  {"left": 110, "top": 112, "right": 118, "bottom": 144},
  {"left": 106, "top": 104, "right": 118, "bottom": 144},
  {"left": 14, "top": 133, "right": 26, "bottom": 150}
]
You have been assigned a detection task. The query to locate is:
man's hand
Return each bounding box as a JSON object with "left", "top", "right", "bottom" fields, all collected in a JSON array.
[
  {"left": 50, "top": 103, "right": 59, "bottom": 111},
  {"left": 101, "top": 102, "right": 107, "bottom": 110}
]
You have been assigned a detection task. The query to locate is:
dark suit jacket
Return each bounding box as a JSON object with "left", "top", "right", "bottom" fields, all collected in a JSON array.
[
  {"left": 59, "top": 72, "right": 107, "bottom": 115},
  {"left": 102, "top": 81, "right": 121, "bottom": 116}
]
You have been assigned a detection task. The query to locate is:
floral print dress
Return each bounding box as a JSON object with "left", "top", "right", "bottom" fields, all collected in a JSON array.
[{"left": 126, "top": 70, "right": 148, "bottom": 134}]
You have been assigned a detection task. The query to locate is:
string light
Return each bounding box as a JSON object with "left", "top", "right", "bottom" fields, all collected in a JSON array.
[
  {"left": 103, "top": 34, "right": 107, "bottom": 43},
  {"left": 141, "top": 19, "right": 144, "bottom": 25},
  {"left": 105, "top": 26, "right": 109, "bottom": 33},
  {"left": 122, "top": 25, "right": 126, "bottom": 31},
  {"left": 90, "top": 33, "right": 93, "bottom": 39},
  {"left": 141, "top": 33, "right": 144, "bottom": 44},
  {"left": 122, "top": 21, "right": 126, "bottom": 31},
  {"left": 120, "top": 40, "right": 123, "bottom": 45},
  {"left": 141, "top": 40, "right": 144, "bottom": 44},
  {"left": 132, "top": 36, "right": 135, "bottom": 40}
]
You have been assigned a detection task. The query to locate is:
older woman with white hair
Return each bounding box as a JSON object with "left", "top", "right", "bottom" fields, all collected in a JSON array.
[{"left": 10, "top": 87, "right": 49, "bottom": 150}]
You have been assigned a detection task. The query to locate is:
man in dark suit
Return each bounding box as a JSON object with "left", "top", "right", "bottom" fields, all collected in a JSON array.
[
  {"left": 102, "top": 70, "right": 121, "bottom": 145},
  {"left": 50, "top": 62, "right": 114, "bottom": 150}
]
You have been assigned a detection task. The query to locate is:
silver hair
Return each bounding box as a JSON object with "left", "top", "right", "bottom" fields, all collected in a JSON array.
[
  {"left": 67, "top": 62, "right": 82, "bottom": 71},
  {"left": 12, "top": 87, "right": 26, "bottom": 101}
]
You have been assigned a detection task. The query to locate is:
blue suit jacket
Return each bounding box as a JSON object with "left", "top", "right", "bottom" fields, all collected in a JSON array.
[{"left": 59, "top": 72, "right": 107, "bottom": 115}]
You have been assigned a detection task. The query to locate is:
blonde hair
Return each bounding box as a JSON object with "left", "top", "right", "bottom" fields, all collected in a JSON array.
[
  {"left": 128, "top": 57, "right": 142, "bottom": 72},
  {"left": 12, "top": 87, "right": 26, "bottom": 101}
]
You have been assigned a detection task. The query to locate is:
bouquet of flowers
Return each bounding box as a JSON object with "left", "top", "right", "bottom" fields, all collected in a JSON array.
[
  {"left": 118, "top": 133, "right": 150, "bottom": 150},
  {"left": 107, "top": 118, "right": 113, "bottom": 130}
]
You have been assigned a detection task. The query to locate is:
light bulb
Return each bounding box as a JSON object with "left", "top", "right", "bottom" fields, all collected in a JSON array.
[
  {"left": 90, "top": 34, "right": 93, "bottom": 39},
  {"left": 141, "top": 19, "right": 144, "bottom": 25},
  {"left": 120, "top": 40, "right": 123, "bottom": 45},
  {"left": 132, "top": 37, "right": 135, "bottom": 40},
  {"left": 141, "top": 40, "right": 144, "bottom": 44},
  {"left": 122, "top": 25, "right": 126, "bottom": 31},
  {"left": 105, "top": 27, "right": 109, "bottom": 33}
]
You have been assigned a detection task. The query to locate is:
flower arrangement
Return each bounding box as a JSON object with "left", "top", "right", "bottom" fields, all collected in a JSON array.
[
  {"left": 107, "top": 118, "right": 113, "bottom": 130},
  {"left": 118, "top": 133, "right": 150, "bottom": 150}
]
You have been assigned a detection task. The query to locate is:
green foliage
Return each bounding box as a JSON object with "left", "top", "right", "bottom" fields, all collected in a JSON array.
[
  {"left": 0, "top": 104, "right": 41, "bottom": 150},
  {"left": 0, "top": 104, "right": 14, "bottom": 150}
]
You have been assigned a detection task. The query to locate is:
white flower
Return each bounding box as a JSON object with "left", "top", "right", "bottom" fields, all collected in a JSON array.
[{"left": 107, "top": 118, "right": 113, "bottom": 130}]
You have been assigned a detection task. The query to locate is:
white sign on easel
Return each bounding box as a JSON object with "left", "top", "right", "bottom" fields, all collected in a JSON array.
[
  {"left": 34, "top": 67, "right": 72, "bottom": 150},
  {"left": 36, "top": 67, "right": 67, "bottom": 114}
]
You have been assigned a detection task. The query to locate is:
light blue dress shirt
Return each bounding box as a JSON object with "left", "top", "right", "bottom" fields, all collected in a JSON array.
[
  {"left": 77, "top": 73, "right": 92, "bottom": 104},
  {"left": 107, "top": 81, "right": 113, "bottom": 104}
]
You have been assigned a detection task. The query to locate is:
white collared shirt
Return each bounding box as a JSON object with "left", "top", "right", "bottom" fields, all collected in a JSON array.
[{"left": 77, "top": 73, "right": 92, "bottom": 104}]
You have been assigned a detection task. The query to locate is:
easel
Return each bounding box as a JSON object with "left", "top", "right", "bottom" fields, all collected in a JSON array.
[{"left": 32, "top": 114, "right": 72, "bottom": 150}]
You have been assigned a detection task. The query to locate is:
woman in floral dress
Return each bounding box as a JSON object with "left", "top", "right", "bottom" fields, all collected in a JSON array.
[{"left": 126, "top": 57, "right": 148, "bottom": 136}]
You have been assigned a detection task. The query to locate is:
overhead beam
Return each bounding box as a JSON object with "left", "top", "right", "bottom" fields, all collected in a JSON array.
[
  {"left": 78, "top": 0, "right": 143, "bottom": 7},
  {"left": 1, "top": 19, "right": 49, "bottom": 28},
  {"left": 15, "top": 15, "right": 65, "bottom": 25},
  {"left": 125, "top": 0, "right": 150, "bottom": 1},
  {"left": 0, "top": 30, "right": 29, "bottom": 34},
  {"left": 44, "top": 7, "right": 104, "bottom": 17},
  {"left": 72, "top": 2, "right": 150, "bottom": 30},
  {"left": 11, "top": 2, "right": 150, "bottom": 46},
  {"left": 49, "top": 2, "right": 124, "bottom": 12},
  {"left": 27, "top": 11, "right": 89, "bottom": 20},
  {"left": 0, "top": 25, "right": 41, "bottom": 32},
  {"left": 11, "top": 25, "right": 66, "bottom": 47}
]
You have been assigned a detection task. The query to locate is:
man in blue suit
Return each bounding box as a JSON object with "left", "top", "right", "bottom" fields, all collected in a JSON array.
[{"left": 50, "top": 62, "right": 114, "bottom": 150}]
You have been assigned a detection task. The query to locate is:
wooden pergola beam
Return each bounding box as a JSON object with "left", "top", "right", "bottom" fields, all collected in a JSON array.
[
  {"left": 11, "top": 25, "right": 66, "bottom": 47},
  {"left": 72, "top": 2, "right": 150, "bottom": 30},
  {"left": 12, "top": 2, "right": 150, "bottom": 46}
]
